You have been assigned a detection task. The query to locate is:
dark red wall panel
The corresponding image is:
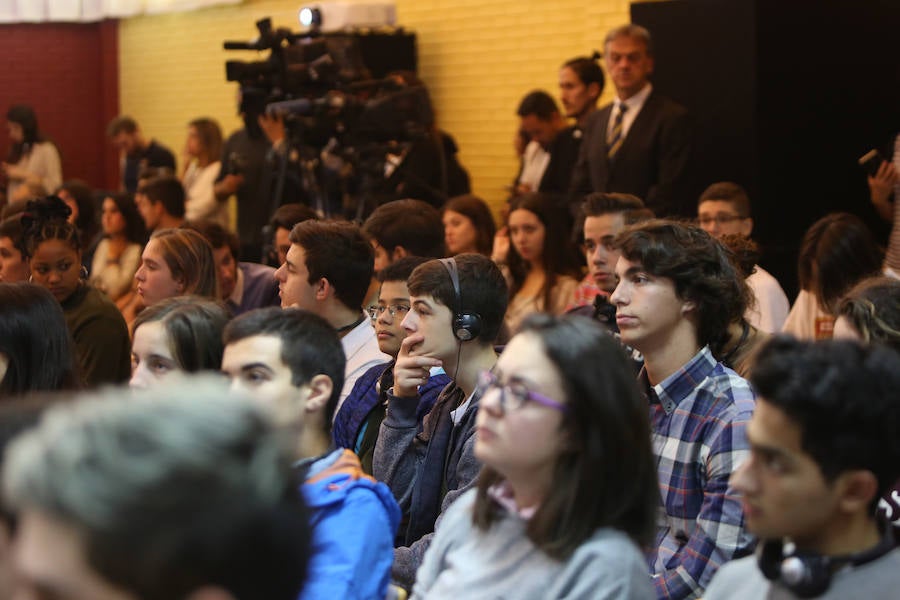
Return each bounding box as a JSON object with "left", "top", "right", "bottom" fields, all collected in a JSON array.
[{"left": 0, "top": 20, "right": 119, "bottom": 192}]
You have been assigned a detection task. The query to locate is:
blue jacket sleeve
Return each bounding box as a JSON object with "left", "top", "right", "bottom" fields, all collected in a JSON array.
[{"left": 299, "top": 485, "right": 398, "bottom": 600}]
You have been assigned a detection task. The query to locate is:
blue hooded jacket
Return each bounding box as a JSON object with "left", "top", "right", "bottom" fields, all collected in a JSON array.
[{"left": 298, "top": 449, "right": 401, "bottom": 600}]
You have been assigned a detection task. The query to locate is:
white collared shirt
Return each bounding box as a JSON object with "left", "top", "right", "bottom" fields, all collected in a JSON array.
[
  {"left": 517, "top": 140, "right": 551, "bottom": 191},
  {"left": 608, "top": 82, "right": 653, "bottom": 143}
]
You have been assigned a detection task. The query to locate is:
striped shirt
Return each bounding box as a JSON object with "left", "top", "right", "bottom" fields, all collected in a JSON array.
[{"left": 642, "top": 346, "right": 756, "bottom": 599}]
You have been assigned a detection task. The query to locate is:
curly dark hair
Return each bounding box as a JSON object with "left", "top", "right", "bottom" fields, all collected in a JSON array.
[
  {"left": 615, "top": 219, "right": 749, "bottom": 348},
  {"left": 752, "top": 336, "right": 900, "bottom": 511}
]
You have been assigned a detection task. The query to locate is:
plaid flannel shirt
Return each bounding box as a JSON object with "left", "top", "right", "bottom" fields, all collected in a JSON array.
[{"left": 643, "top": 346, "right": 756, "bottom": 600}]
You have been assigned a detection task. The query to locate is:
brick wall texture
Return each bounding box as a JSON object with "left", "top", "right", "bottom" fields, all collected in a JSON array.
[{"left": 120, "top": 0, "right": 632, "bottom": 217}]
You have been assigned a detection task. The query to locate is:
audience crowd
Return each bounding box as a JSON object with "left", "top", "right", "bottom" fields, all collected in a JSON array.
[{"left": 0, "top": 21, "right": 898, "bottom": 600}]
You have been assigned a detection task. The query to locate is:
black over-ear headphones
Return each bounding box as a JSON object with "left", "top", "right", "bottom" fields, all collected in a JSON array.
[
  {"left": 439, "top": 257, "right": 482, "bottom": 342},
  {"left": 758, "top": 531, "right": 895, "bottom": 598}
]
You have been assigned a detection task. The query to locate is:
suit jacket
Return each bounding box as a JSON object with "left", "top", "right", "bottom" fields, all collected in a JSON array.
[
  {"left": 538, "top": 126, "right": 583, "bottom": 194},
  {"left": 570, "top": 90, "right": 691, "bottom": 217}
]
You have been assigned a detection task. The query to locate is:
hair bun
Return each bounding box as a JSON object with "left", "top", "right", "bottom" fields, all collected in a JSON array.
[
  {"left": 591, "top": 50, "right": 602, "bottom": 61},
  {"left": 21, "top": 195, "right": 71, "bottom": 233}
]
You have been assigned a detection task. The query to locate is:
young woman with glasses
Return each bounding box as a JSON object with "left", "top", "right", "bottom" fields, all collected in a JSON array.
[{"left": 411, "top": 313, "right": 658, "bottom": 599}]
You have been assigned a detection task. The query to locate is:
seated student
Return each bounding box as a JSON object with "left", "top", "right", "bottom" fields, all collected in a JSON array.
[
  {"left": 833, "top": 276, "right": 900, "bottom": 353},
  {"left": 499, "top": 192, "right": 582, "bottom": 341},
  {"left": 221, "top": 307, "right": 400, "bottom": 600},
  {"left": 704, "top": 338, "right": 900, "bottom": 599},
  {"left": 23, "top": 196, "right": 131, "bottom": 387},
  {"left": 0, "top": 396, "right": 58, "bottom": 600},
  {"left": 697, "top": 182, "right": 790, "bottom": 333},
  {"left": 362, "top": 198, "right": 446, "bottom": 308},
  {"left": 832, "top": 276, "right": 900, "bottom": 533},
  {"left": 412, "top": 314, "right": 657, "bottom": 599},
  {"left": 363, "top": 199, "right": 446, "bottom": 273},
  {"left": 266, "top": 202, "right": 319, "bottom": 267},
  {"left": 0, "top": 214, "right": 30, "bottom": 283},
  {"left": 134, "top": 228, "right": 219, "bottom": 310},
  {"left": 89, "top": 192, "right": 145, "bottom": 302},
  {"left": 55, "top": 180, "right": 100, "bottom": 255},
  {"left": 374, "top": 253, "right": 509, "bottom": 589},
  {"left": 3, "top": 383, "right": 312, "bottom": 600},
  {"left": 0, "top": 283, "right": 79, "bottom": 396},
  {"left": 129, "top": 296, "right": 229, "bottom": 389},
  {"left": 783, "top": 213, "right": 882, "bottom": 340},
  {"left": 442, "top": 194, "right": 496, "bottom": 257},
  {"left": 610, "top": 220, "right": 756, "bottom": 599},
  {"left": 134, "top": 175, "right": 186, "bottom": 234},
  {"left": 568, "top": 191, "right": 653, "bottom": 317},
  {"left": 714, "top": 234, "right": 770, "bottom": 378},
  {"left": 183, "top": 220, "right": 279, "bottom": 316},
  {"left": 275, "top": 220, "right": 390, "bottom": 415},
  {"left": 332, "top": 257, "right": 451, "bottom": 473}
]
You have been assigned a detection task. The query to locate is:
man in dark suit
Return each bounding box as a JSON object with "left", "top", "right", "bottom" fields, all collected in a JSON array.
[
  {"left": 571, "top": 24, "right": 691, "bottom": 217},
  {"left": 514, "top": 90, "right": 582, "bottom": 197}
]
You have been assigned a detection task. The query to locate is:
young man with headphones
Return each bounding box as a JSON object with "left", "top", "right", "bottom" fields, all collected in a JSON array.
[
  {"left": 705, "top": 338, "right": 900, "bottom": 599},
  {"left": 373, "top": 253, "right": 508, "bottom": 590}
]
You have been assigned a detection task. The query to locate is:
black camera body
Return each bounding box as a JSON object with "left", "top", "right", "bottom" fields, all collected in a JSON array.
[{"left": 223, "top": 18, "right": 422, "bottom": 220}]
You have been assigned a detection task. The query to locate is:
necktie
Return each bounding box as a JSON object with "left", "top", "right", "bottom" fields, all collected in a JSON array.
[{"left": 607, "top": 104, "right": 628, "bottom": 160}]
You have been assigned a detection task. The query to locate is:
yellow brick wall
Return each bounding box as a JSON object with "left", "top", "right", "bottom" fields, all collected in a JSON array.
[{"left": 120, "top": 0, "right": 631, "bottom": 216}]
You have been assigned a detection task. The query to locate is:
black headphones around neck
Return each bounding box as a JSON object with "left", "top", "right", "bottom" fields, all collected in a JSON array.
[
  {"left": 758, "top": 531, "right": 895, "bottom": 598},
  {"left": 439, "top": 257, "right": 482, "bottom": 342}
]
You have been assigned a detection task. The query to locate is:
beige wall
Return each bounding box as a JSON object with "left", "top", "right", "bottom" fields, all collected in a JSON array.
[{"left": 120, "top": 0, "right": 631, "bottom": 215}]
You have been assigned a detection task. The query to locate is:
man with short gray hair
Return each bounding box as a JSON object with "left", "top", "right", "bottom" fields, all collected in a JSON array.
[
  {"left": 3, "top": 384, "right": 311, "bottom": 600},
  {"left": 570, "top": 24, "right": 691, "bottom": 217}
]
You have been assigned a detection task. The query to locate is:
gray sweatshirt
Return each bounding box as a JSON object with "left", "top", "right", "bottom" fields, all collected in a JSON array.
[
  {"left": 373, "top": 383, "right": 482, "bottom": 588},
  {"left": 704, "top": 549, "right": 900, "bottom": 599},
  {"left": 411, "top": 489, "right": 655, "bottom": 600}
]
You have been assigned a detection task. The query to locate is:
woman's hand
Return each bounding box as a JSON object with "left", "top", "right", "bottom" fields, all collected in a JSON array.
[{"left": 491, "top": 226, "right": 510, "bottom": 265}]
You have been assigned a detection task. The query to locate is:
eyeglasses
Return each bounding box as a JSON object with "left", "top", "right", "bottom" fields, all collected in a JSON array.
[
  {"left": 697, "top": 214, "right": 747, "bottom": 227},
  {"left": 476, "top": 370, "right": 569, "bottom": 414},
  {"left": 367, "top": 304, "right": 411, "bottom": 321}
]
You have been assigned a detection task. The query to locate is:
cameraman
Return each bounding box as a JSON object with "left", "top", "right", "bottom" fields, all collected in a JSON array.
[
  {"left": 368, "top": 72, "right": 470, "bottom": 209},
  {"left": 214, "top": 93, "right": 276, "bottom": 263}
]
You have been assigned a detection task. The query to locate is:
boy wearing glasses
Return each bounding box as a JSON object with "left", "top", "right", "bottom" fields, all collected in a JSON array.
[
  {"left": 332, "top": 257, "right": 451, "bottom": 473},
  {"left": 697, "top": 181, "right": 789, "bottom": 333},
  {"left": 374, "top": 253, "right": 508, "bottom": 590}
]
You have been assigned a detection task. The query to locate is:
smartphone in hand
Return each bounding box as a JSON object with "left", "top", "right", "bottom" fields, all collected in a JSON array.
[{"left": 859, "top": 149, "right": 884, "bottom": 177}]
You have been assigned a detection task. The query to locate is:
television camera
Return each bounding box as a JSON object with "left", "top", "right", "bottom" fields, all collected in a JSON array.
[{"left": 223, "top": 17, "right": 428, "bottom": 221}]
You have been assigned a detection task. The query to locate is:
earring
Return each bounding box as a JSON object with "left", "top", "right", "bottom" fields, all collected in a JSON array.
[{"left": 28, "top": 274, "right": 34, "bottom": 283}]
